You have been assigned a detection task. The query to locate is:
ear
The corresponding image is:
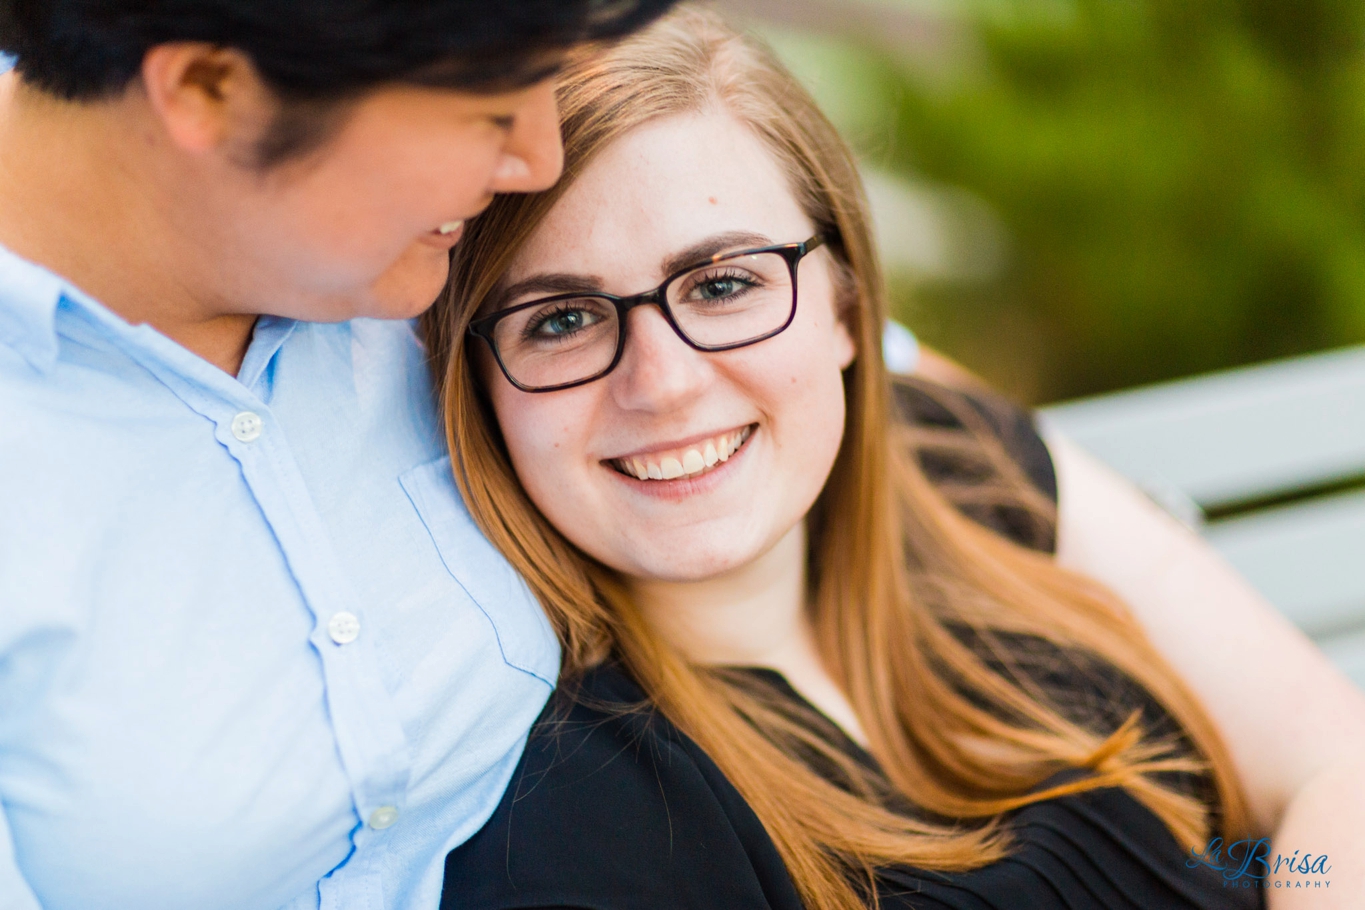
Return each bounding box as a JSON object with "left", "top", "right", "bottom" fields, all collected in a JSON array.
[
  {"left": 832, "top": 310, "right": 857, "bottom": 370},
  {"left": 140, "top": 43, "right": 275, "bottom": 155},
  {"left": 822, "top": 256, "right": 859, "bottom": 370}
]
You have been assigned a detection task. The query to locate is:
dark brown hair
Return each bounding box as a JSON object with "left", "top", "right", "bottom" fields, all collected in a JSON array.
[{"left": 0, "top": 0, "right": 677, "bottom": 164}]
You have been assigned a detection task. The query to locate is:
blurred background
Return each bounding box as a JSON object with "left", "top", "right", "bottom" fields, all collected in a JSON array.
[{"left": 717, "top": 0, "right": 1365, "bottom": 404}]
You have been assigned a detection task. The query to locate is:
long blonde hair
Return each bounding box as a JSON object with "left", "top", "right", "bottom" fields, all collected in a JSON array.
[{"left": 424, "top": 6, "right": 1251, "bottom": 908}]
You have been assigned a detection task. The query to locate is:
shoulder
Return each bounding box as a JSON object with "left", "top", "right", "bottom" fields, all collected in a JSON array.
[
  {"left": 952, "top": 625, "right": 1214, "bottom": 810},
  {"left": 344, "top": 317, "right": 426, "bottom": 365},
  {"left": 0, "top": 342, "right": 113, "bottom": 489},
  {"left": 893, "top": 377, "right": 1057, "bottom": 552},
  {"left": 442, "top": 664, "right": 802, "bottom": 910},
  {"left": 0, "top": 349, "right": 40, "bottom": 440},
  {"left": 878, "top": 769, "right": 1260, "bottom": 910}
]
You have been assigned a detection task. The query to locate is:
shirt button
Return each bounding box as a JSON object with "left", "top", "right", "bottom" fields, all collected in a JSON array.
[
  {"left": 231, "top": 411, "right": 263, "bottom": 443},
  {"left": 327, "top": 612, "right": 360, "bottom": 645},
  {"left": 368, "top": 806, "right": 399, "bottom": 830}
]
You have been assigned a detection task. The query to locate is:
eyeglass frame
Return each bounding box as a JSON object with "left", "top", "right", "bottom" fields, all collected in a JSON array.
[{"left": 468, "top": 234, "right": 827, "bottom": 393}]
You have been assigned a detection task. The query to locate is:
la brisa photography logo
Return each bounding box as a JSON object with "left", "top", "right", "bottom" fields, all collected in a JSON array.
[{"left": 1188, "top": 837, "right": 1331, "bottom": 892}]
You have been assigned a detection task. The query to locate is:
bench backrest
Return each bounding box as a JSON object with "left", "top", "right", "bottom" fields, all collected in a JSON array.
[{"left": 1039, "top": 346, "right": 1365, "bottom": 689}]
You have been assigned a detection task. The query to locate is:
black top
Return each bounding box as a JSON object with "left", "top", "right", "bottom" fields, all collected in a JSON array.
[{"left": 442, "top": 382, "right": 1262, "bottom": 910}]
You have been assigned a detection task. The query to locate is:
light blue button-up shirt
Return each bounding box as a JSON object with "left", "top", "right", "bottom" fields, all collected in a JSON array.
[{"left": 0, "top": 238, "right": 559, "bottom": 910}]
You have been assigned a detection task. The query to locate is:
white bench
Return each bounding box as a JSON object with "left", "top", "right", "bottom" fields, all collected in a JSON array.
[{"left": 1039, "top": 346, "right": 1365, "bottom": 688}]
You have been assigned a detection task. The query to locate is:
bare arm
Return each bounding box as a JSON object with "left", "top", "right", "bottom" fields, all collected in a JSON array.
[{"left": 1045, "top": 431, "right": 1365, "bottom": 904}]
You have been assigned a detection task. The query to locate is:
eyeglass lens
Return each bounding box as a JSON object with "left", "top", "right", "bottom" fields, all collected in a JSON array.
[{"left": 490, "top": 250, "right": 796, "bottom": 390}]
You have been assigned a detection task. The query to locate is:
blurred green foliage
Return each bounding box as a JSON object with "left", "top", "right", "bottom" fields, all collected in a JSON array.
[{"left": 778, "top": 0, "right": 1365, "bottom": 402}]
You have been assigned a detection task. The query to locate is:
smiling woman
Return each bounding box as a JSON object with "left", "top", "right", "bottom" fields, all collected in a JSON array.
[{"left": 425, "top": 6, "right": 1262, "bottom": 910}]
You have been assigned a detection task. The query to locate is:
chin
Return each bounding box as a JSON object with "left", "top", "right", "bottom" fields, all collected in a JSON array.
[
  {"left": 366, "top": 251, "right": 452, "bottom": 320},
  {"left": 625, "top": 549, "right": 754, "bottom": 584},
  {"left": 385, "top": 292, "right": 446, "bottom": 321}
]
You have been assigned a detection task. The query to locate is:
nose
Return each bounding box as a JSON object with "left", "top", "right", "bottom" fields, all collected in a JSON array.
[
  {"left": 608, "top": 305, "right": 711, "bottom": 413},
  {"left": 488, "top": 79, "right": 564, "bottom": 193}
]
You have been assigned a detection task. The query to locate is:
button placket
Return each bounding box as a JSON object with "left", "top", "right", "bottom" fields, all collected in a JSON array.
[
  {"left": 214, "top": 393, "right": 412, "bottom": 849},
  {"left": 131, "top": 342, "right": 414, "bottom": 859}
]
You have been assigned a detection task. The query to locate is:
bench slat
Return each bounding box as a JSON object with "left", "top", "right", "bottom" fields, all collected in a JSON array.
[
  {"left": 1042, "top": 346, "right": 1365, "bottom": 508},
  {"left": 1319, "top": 626, "right": 1365, "bottom": 691},
  {"left": 1202, "top": 490, "right": 1365, "bottom": 637}
]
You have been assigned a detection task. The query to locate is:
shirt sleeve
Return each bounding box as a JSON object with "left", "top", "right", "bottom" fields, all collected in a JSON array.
[
  {"left": 0, "top": 805, "right": 43, "bottom": 910},
  {"left": 883, "top": 320, "right": 921, "bottom": 374}
]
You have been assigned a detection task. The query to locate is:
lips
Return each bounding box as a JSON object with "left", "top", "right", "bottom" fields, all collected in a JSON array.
[
  {"left": 608, "top": 425, "right": 753, "bottom": 481},
  {"left": 420, "top": 220, "right": 466, "bottom": 250}
]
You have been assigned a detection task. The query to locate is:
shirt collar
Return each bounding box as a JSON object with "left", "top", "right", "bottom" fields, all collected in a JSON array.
[
  {"left": 0, "top": 241, "right": 71, "bottom": 374},
  {"left": 0, "top": 241, "right": 303, "bottom": 385},
  {"left": 238, "top": 315, "right": 300, "bottom": 392}
]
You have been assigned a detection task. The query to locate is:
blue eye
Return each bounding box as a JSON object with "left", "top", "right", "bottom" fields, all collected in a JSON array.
[
  {"left": 522, "top": 301, "right": 610, "bottom": 343},
  {"left": 684, "top": 268, "right": 759, "bottom": 305},
  {"left": 539, "top": 310, "right": 589, "bottom": 335},
  {"left": 698, "top": 277, "right": 744, "bottom": 299}
]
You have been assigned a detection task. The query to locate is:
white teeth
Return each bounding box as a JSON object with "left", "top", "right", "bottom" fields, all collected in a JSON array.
[
  {"left": 437, "top": 220, "right": 464, "bottom": 235},
  {"left": 613, "top": 426, "right": 753, "bottom": 482}
]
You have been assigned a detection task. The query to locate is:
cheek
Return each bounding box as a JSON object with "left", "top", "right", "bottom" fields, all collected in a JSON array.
[
  {"left": 270, "top": 135, "right": 498, "bottom": 266},
  {"left": 366, "top": 245, "right": 453, "bottom": 317},
  {"left": 489, "top": 385, "right": 594, "bottom": 518},
  {"left": 760, "top": 302, "right": 852, "bottom": 481},
  {"left": 785, "top": 360, "right": 848, "bottom": 477},
  {"left": 491, "top": 387, "right": 556, "bottom": 466}
]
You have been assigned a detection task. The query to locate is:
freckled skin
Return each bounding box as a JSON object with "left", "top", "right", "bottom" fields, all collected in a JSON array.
[{"left": 485, "top": 111, "right": 855, "bottom": 583}]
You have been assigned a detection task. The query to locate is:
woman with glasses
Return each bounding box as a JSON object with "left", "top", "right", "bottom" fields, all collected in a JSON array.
[{"left": 426, "top": 7, "right": 1355, "bottom": 909}]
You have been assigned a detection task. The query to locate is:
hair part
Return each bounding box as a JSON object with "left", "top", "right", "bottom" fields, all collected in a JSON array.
[{"left": 425, "top": 7, "right": 1253, "bottom": 909}]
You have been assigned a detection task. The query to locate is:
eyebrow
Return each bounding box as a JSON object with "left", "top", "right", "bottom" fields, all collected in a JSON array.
[
  {"left": 491, "top": 230, "right": 777, "bottom": 311},
  {"left": 662, "top": 231, "right": 774, "bottom": 276},
  {"left": 491, "top": 273, "right": 607, "bottom": 311}
]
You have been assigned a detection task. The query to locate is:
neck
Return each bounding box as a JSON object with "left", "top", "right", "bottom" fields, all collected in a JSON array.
[
  {"left": 0, "top": 72, "right": 255, "bottom": 375},
  {"left": 629, "top": 522, "right": 869, "bottom": 745}
]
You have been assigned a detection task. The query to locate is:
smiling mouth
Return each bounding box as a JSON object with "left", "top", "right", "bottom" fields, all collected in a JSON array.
[
  {"left": 425, "top": 220, "right": 465, "bottom": 243},
  {"left": 608, "top": 425, "right": 754, "bottom": 482}
]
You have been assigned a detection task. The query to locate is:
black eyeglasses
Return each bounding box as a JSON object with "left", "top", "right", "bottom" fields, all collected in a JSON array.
[{"left": 469, "top": 235, "right": 826, "bottom": 392}]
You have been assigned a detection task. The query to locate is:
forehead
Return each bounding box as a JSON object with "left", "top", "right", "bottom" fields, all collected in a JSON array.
[{"left": 507, "top": 109, "right": 812, "bottom": 288}]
